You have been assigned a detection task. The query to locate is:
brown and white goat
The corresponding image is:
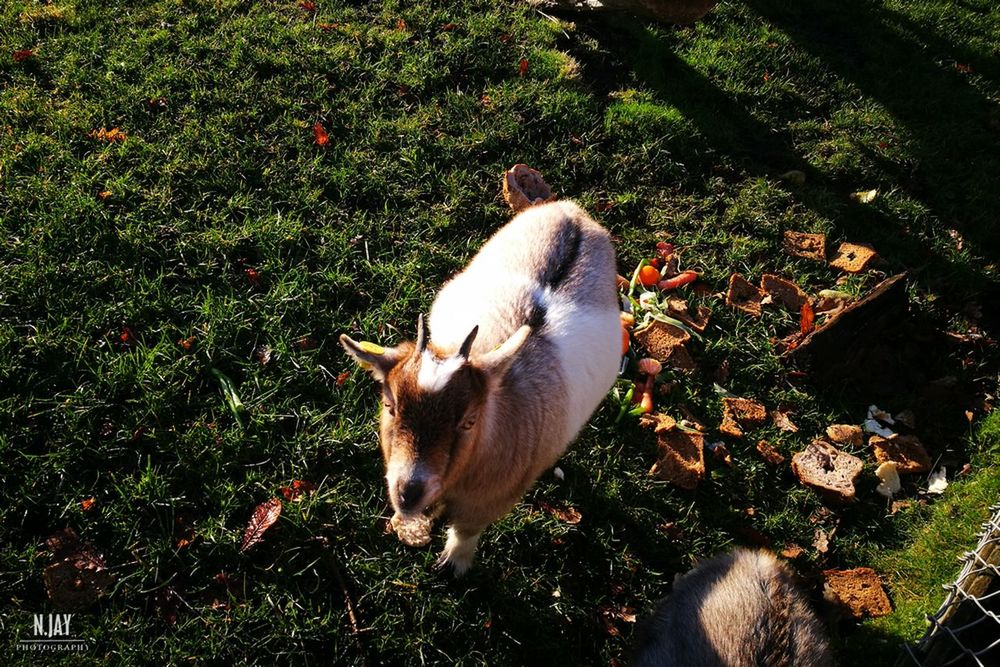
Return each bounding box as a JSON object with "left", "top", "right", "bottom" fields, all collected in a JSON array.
[
  {"left": 631, "top": 549, "right": 832, "bottom": 667},
  {"left": 340, "top": 201, "right": 621, "bottom": 574}
]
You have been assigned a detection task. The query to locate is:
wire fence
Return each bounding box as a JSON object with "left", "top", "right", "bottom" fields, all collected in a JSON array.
[{"left": 900, "top": 503, "right": 1000, "bottom": 667}]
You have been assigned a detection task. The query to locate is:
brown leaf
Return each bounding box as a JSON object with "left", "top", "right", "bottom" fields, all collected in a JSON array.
[
  {"left": 440, "top": 22, "right": 458, "bottom": 31},
  {"left": 89, "top": 127, "right": 127, "bottom": 143},
  {"left": 336, "top": 370, "right": 351, "bottom": 386},
  {"left": 299, "top": 0, "right": 317, "bottom": 11},
  {"left": 396, "top": 18, "right": 407, "bottom": 31},
  {"left": 155, "top": 587, "right": 180, "bottom": 626},
  {"left": 781, "top": 543, "right": 805, "bottom": 559},
  {"left": 43, "top": 528, "right": 114, "bottom": 611},
  {"left": 254, "top": 344, "right": 272, "bottom": 365},
  {"left": 240, "top": 497, "right": 282, "bottom": 552},
  {"left": 518, "top": 58, "right": 528, "bottom": 77},
  {"left": 756, "top": 440, "right": 786, "bottom": 465},
  {"left": 80, "top": 497, "right": 96, "bottom": 511},
  {"left": 13, "top": 49, "right": 34, "bottom": 63},
  {"left": 279, "top": 479, "right": 318, "bottom": 502},
  {"left": 771, "top": 410, "right": 798, "bottom": 432},
  {"left": 539, "top": 501, "right": 581, "bottom": 525}
]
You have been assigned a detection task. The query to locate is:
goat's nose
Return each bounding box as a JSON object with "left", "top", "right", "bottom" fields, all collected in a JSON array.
[{"left": 398, "top": 479, "right": 426, "bottom": 512}]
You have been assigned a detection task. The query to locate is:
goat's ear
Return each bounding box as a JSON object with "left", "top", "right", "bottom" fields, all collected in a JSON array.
[
  {"left": 339, "top": 334, "right": 407, "bottom": 382},
  {"left": 475, "top": 325, "right": 531, "bottom": 381}
]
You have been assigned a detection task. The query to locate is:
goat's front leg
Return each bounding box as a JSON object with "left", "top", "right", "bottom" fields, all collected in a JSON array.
[{"left": 434, "top": 524, "right": 486, "bottom": 577}]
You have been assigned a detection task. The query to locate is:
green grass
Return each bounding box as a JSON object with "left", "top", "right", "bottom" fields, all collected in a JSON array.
[{"left": 2, "top": 0, "right": 998, "bottom": 664}]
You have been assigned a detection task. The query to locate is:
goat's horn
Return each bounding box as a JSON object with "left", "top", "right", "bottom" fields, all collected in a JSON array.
[
  {"left": 415, "top": 314, "right": 430, "bottom": 353},
  {"left": 458, "top": 325, "right": 479, "bottom": 359}
]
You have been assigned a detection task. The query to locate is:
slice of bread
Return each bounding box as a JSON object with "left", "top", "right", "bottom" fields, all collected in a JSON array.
[
  {"left": 869, "top": 434, "right": 931, "bottom": 474},
  {"left": 649, "top": 429, "right": 705, "bottom": 491},
  {"left": 829, "top": 242, "right": 879, "bottom": 273},
  {"left": 726, "top": 273, "right": 764, "bottom": 317},
  {"left": 720, "top": 397, "right": 767, "bottom": 438},
  {"left": 822, "top": 567, "right": 892, "bottom": 618},
  {"left": 791, "top": 440, "right": 863, "bottom": 505},
  {"left": 502, "top": 164, "right": 555, "bottom": 212},
  {"left": 826, "top": 424, "right": 863, "bottom": 447},
  {"left": 783, "top": 231, "right": 826, "bottom": 261},
  {"left": 633, "top": 321, "right": 696, "bottom": 371},
  {"left": 761, "top": 274, "right": 809, "bottom": 311}
]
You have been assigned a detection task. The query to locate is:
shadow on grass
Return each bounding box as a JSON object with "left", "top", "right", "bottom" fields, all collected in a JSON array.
[{"left": 572, "top": 9, "right": 1000, "bottom": 325}]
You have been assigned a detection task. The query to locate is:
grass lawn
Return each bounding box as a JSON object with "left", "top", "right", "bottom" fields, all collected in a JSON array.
[{"left": 2, "top": 0, "right": 998, "bottom": 664}]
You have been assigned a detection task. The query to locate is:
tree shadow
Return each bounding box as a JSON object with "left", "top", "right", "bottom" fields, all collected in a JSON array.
[{"left": 569, "top": 11, "right": 1000, "bottom": 325}]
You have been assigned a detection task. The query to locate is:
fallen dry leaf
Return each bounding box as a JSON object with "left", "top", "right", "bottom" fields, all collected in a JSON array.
[
  {"left": 279, "top": 480, "right": 318, "bottom": 502},
  {"left": 313, "top": 122, "right": 329, "bottom": 146},
  {"left": 240, "top": 497, "right": 282, "bottom": 552},
  {"left": 13, "top": 49, "right": 34, "bottom": 62},
  {"left": 813, "top": 528, "right": 831, "bottom": 554},
  {"left": 43, "top": 528, "right": 114, "bottom": 611},
  {"left": 80, "top": 497, "right": 96, "bottom": 511},
  {"left": 781, "top": 543, "right": 805, "bottom": 559},
  {"left": 254, "top": 344, "right": 272, "bottom": 365},
  {"left": 89, "top": 127, "right": 127, "bottom": 143},
  {"left": 539, "top": 501, "right": 582, "bottom": 525},
  {"left": 502, "top": 163, "right": 555, "bottom": 212},
  {"left": 336, "top": 370, "right": 351, "bottom": 386},
  {"left": 518, "top": 58, "right": 528, "bottom": 77},
  {"left": 720, "top": 397, "right": 767, "bottom": 439},
  {"left": 771, "top": 410, "right": 798, "bottom": 432}
]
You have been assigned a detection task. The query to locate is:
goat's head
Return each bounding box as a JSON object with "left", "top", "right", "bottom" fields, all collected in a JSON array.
[{"left": 340, "top": 316, "right": 530, "bottom": 518}]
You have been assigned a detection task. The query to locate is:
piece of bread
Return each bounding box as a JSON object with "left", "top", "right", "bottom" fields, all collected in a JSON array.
[
  {"left": 826, "top": 424, "right": 863, "bottom": 447},
  {"left": 720, "top": 397, "right": 767, "bottom": 438},
  {"left": 791, "top": 440, "right": 863, "bottom": 505},
  {"left": 822, "top": 567, "right": 892, "bottom": 618},
  {"left": 502, "top": 164, "right": 555, "bottom": 212},
  {"left": 726, "top": 273, "right": 764, "bottom": 317},
  {"left": 829, "top": 242, "right": 879, "bottom": 273},
  {"left": 761, "top": 274, "right": 809, "bottom": 311},
  {"left": 756, "top": 440, "right": 786, "bottom": 465},
  {"left": 390, "top": 512, "right": 432, "bottom": 547},
  {"left": 649, "top": 429, "right": 705, "bottom": 490},
  {"left": 665, "top": 296, "right": 712, "bottom": 334},
  {"left": 783, "top": 231, "right": 826, "bottom": 261},
  {"left": 633, "top": 321, "right": 696, "bottom": 371},
  {"left": 869, "top": 434, "right": 931, "bottom": 474}
]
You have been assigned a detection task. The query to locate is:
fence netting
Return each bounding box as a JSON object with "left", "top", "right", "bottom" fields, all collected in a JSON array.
[{"left": 900, "top": 503, "right": 1000, "bottom": 666}]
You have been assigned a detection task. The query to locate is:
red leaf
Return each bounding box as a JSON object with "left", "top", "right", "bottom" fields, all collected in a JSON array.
[
  {"left": 244, "top": 266, "right": 262, "bottom": 288},
  {"left": 13, "top": 49, "right": 33, "bottom": 63},
  {"left": 299, "top": 1, "right": 317, "bottom": 11},
  {"left": 499, "top": 32, "right": 511, "bottom": 44},
  {"left": 240, "top": 497, "right": 282, "bottom": 552},
  {"left": 441, "top": 22, "right": 458, "bottom": 31},
  {"left": 313, "top": 122, "right": 329, "bottom": 146},
  {"left": 518, "top": 58, "right": 528, "bottom": 77},
  {"left": 336, "top": 370, "right": 351, "bottom": 386},
  {"left": 800, "top": 301, "right": 815, "bottom": 335},
  {"left": 538, "top": 501, "right": 581, "bottom": 524},
  {"left": 280, "top": 480, "right": 317, "bottom": 502},
  {"left": 80, "top": 497, "right": 96, "bottom": 511},
  {"left": 396, "top": 18, "right": 407, "bottom": 31}
]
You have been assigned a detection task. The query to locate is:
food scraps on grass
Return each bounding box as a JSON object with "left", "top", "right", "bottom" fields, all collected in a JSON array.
[
  {"left": 927, "top": 467, "right": 948, "bottom": 495},
  {"left": 632, "top": 320, "right": 695, "bottom": 371},
  {"left": 638, "top": 265, "right": 661, "bottom": 287},
  {"left": 649, "top": 429, "right": 705, "bottom": 490},
  {"left": 502, "top": 163, "right": 554, "bottom": 212},
  {"left": 658, "top": 270, "right": 698, "bottom": 291},
  {"left": 726, "top": 273, "right": 763, "bottom": 317},
  {"left": 826, "top": 424, "right": 863, "bottom": 446},
  {"left": 870, "top": 435, "right": 931, "bottom": 474},
  {"left": 800, "top": 301, "right": 815, "bottom": 335},
  {"left": 706, "top": 440, "right": 732, "bottom": 466},
  {"left": 719, "top": 397, "right": 767, "bottom": 439},
  {"left": 88, "top": 127, "right": 127, "bottom": 142},
  {"left": 875, "top": 461, "right": 902, "bottom": 498},
  {"left": 760, "top": 274, "right": 809, "bottom": 311},
  {"left": 792, "top": 440, "right": 863, "bottom": 505},
  {"left": 771, "top": 410, "right": 799, "bottom": 432},
  {"left": 390, "top": 512, "right": 432, "bottom": 547},
  {"left": 864, "top": 405, "right": 895, "bottom": 437},
  {"left": 783, "top": 231, "right": 826, "bottom": 261},
  {"left": 830, "top": 242, "right": 879, "bottom": 273},
  {"left": 822, "top": 568, "right": 892, "bottom": 619},
  {"left": 756, "top": 440, "right": 786, "bottom": 465},
  {"left": 313, "top": 121, "right": 329, "bottom": 146}
]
